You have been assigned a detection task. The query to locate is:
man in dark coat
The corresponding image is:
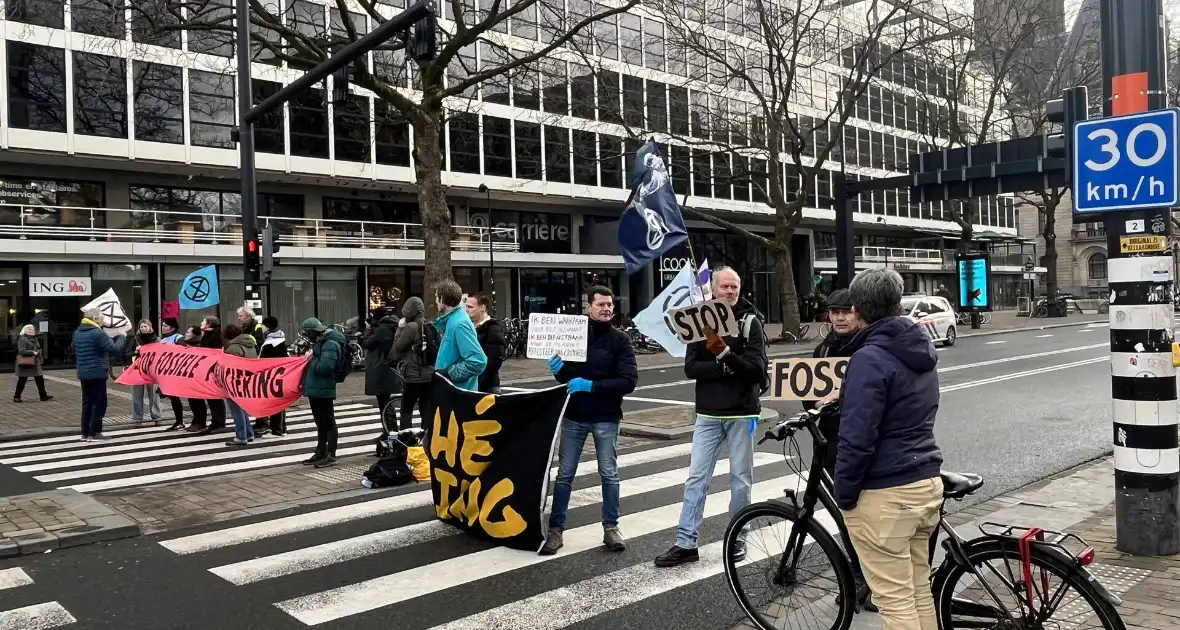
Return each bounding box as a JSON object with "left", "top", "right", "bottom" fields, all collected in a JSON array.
[
  {"left": 465, "top": 293, "right": 506, "bottom": 394},
  {"left": 837, "top": 268, "right": 944, "bottom": 630},
  {"left": 73, "top": 308, "right": 125, "bottom": 441},
  {"left": 541, "top": 286, "right": 637, "bottom": 556},
  {"left": 363, "top": 311, "right": 402, "bottom": 438},
  {"left": 193, "top": 316, "right": 227, "bottom": 434},
  {"left": 256, "top": 316, "right": 289, "bottom": 436}
]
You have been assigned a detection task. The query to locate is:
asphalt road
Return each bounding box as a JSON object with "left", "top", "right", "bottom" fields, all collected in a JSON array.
[{"left": 0, "top": 319, "right": 1128, "bottom": 630}]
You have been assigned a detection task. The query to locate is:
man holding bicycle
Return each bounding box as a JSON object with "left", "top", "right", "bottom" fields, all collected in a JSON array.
[{"left": 837, "top": 269, "right": 944, "bottom": 630}]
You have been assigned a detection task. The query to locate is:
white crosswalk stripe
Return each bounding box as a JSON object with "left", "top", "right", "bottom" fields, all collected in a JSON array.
[
  {"left": 0, "top": 567, "right": 78, "bottom": 630},
  {"left": 0, "top": 402, "right": 406, "bottom": 494},
  {"left": 155, "top": 442, "right": 811, "bottom": 629}
]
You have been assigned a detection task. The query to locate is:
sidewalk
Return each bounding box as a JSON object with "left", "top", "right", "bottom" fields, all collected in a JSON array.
[
  {"left": 0, "top": 310, "right": 1105, "bottom": 442},
  {"left": 0, "top": 488, "right": 139, "bottom": 558}
]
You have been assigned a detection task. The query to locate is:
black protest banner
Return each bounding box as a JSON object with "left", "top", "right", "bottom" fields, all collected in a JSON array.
[
  {"left": 429, "top": 374, "right": 567, "bottom": 551},
  {"left": 770, "top": 358, "right": 849, "bottom": 401}
]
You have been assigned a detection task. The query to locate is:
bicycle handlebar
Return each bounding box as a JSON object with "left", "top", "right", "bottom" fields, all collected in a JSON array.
[{"left": 757, "top": 406, "right": 832, "bottom": 447}]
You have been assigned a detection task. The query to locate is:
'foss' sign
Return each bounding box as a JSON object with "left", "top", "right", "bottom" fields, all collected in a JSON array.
[{"left": 29, "top": 277, "right": 92, "bottom": 297}]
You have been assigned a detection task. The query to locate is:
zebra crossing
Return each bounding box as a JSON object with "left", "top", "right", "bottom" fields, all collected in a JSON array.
[
  {"left": 0, "top": 567, "right": 78, "bottom": 629},
  {"left": 153, "top": 440, "right": 806, "bottom": 629},
  {"left": 0, "top": 402, "right": 401, "bottom": 494}
]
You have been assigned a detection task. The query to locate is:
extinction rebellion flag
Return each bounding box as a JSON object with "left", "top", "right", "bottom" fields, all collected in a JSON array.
[{"left": 429, "top": 375, "right": 568, "bottom": 551}]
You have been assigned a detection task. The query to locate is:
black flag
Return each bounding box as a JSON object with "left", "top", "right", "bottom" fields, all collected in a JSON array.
[{"left": 428, "top": 375, "right": 568, "bottom": 551}]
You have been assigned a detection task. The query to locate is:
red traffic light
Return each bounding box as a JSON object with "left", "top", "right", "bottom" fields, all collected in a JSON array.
[{"left": 248, "top": 240, "right": 258, "bottom": 253}]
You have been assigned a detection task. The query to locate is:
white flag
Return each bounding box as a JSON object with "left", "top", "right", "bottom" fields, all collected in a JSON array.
[
  {"left": 82, "top": 288, "right": 132, "bottom": 337},
  {"left": 633, "top": 266, "right": 699, "bottom": 358}
]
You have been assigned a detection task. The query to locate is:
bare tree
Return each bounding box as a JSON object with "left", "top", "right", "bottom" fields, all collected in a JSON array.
[
  {"left": 118, "top": 0, "right": 637, "bottom": 311},
  {"left": 614, "top": 0, "right": 951, "bottom": 335}
]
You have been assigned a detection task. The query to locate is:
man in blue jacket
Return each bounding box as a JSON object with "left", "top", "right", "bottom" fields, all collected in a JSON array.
[
  {"left": 432, "top": 280, "right": 488, "bottom": 393},
  {"left": 73, "top": 308, "right": 126, "bottom": 442},
  {"left": 836, "top": 268, "right": 944, "bottom": 630},
  {"left": 541, "top": 286, "right": 637, "bottom": 556}
]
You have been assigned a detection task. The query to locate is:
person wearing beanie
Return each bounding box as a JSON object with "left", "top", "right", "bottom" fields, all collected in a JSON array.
[
  {"left": 300, "top": 317, "right": 346, "bottom": 468},
  {"left": 256, "top": 316, "right": 288, "bottom": 436},
  {"left": 158, "top": 317, "right": 186, "bottom": 431}
]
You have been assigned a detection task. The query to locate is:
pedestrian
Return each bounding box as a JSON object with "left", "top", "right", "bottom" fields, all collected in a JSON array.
[
  {"left": 655, "top": 267, "right": 767, "bottom": 568},
  {"left": 130, "top": 319, "right": 162, "bottom": 428},
  {"left": 238, "top": 306, "right": 265, "bottom": 346},
  {"left": 836, "top": 268, "right": 944, "bottom": 630},
  {"left": 432, "top": 280, "right": 487, "bottom": 393},
  {"left": 72, "top": 308, "right": 126, "bottom": 442},
  {"left": 13, "top": 324, "right": 51, "bottom": 403},
  {"left": 465, "top": 293, "right": 506, "bottom": 394},
  {"left": 540, "top": 286, "right": 637, "bottom": 555},
  {"left": 363, "top": 310, "right": 402, "bottom": 439},
  {"left": 257, "top": 316, "right": 288, "bottom": 436},
  {"left": 222, "top": 324, "right": 259, "bottom": 446},
  {"left": 182, "top": 326, "right": 209, "bottom": 433},
  {"left": 301, "top": 317, "right": 346, "bottom": 468},
  {"left": 390, "top": 296, "right": 434, "bottom": 432},
  {"left": 159, "top": 317, "right": 186, "bottom": 431},
  {"left": 195, "top": 316, "right": 227, "bottom": 435}
]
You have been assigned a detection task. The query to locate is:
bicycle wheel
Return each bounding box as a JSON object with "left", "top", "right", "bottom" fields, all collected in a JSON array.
[
  {"left": 798, "top": 324, "right": 810, "bottom": 340},
  {"left": 724, "top": 501, "right": 856, "bottom": 630},
  {"left": 934, "top": 538, "right": 1125, "bottom": 630}
]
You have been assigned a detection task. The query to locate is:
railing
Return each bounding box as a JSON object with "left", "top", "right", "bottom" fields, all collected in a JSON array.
[
  {"left": 0, "top": 204, "right": 519, "bottom": 252},
  {"left": 1072, "top": 228, "right": 1107, "bottom": 240},
  {"left": 815, "top": 246, "right": 942, "bottom": 262}
]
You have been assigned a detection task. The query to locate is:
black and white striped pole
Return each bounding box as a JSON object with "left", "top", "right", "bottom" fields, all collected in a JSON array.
[{"left": 1098, "top": 0, "right": 1178, "bottom": 557}]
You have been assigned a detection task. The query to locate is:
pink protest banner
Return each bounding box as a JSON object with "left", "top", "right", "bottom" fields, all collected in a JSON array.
[{"left": 116, "top": 343, "right": 309, "bottom": 417}]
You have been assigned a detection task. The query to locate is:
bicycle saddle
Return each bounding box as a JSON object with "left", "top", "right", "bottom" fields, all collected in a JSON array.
[{"left": 940, "top": 471, "right": 984, "bottom": 500}]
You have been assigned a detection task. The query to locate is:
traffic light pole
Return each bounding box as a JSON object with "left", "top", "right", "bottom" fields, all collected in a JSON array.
[
  {"left": 1097, "top": 0, "right": 1178, "bottom": 556},
  {"left": 235, "top": 0, "right": 262, "bottom": 312}
]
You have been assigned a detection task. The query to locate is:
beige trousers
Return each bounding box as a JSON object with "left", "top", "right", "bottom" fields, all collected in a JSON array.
[{"left": 842, "top": 477, "right": 944, "bottom": 630}]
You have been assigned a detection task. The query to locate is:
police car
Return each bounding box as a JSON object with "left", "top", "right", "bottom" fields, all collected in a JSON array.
[{"left": 900, "top": 294, "right": 957, "bottom": 347}]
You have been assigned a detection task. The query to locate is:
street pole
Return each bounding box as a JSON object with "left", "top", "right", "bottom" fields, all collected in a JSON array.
[
  {"left": 834, "top": 169, "right": 854, "bottom": 289},
  {"left": 485, "top": 188, "right": 495, "bottom": 316},
  {"left": 1099, "top": 0, "right": 1178, "bottom": 556},
  {"left": 235, "top": 0, "right": 262, "bottom": 312}
]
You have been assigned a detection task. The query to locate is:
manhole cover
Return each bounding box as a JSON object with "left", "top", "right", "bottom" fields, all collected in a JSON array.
[{"left": 304, "top": 464, "right": 367, "bottom": 484}]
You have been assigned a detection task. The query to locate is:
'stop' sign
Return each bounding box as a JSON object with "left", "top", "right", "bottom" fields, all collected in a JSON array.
[{"left": 1073, "top": 108, "right": 1180, "bottom": 214}]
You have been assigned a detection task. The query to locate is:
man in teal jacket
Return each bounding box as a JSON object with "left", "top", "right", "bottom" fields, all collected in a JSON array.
[
  {"left": 300, "top": 317, "right": 346, "bottom": 469},
  {"left": 433, "top": 280, "right": 488, "bottom": 396}
]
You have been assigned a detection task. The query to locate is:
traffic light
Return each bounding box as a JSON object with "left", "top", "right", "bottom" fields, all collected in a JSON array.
[
  {"left": 261, "top": 223, "right": 280, "bottom": 281},
  {"left": 1046, "top": 86, "right": 1089, "bottom": 182},
  {"left": 245, "top": 237, "right": 261, "bottom": 284},
  {"left": 410, "top": 12, "right": 437, "bottom": 62}
]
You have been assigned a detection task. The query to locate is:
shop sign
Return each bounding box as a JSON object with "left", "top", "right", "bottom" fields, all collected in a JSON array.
[
  {"left": 29, "top": 277, "right": 91, "bottom": 297},
  {"left": 1119, "top": 235, "right": 1167, "bottom": 254}
]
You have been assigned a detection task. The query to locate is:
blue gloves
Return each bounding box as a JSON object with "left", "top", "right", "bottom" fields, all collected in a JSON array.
[
  {"left": 567, "top": 378, "right": 593, "bottom": 394},
  {"left": 549, "top": 355, "right": 565, "bottom": 375}
]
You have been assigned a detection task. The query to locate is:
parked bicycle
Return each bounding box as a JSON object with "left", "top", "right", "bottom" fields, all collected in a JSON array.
[
  {"left": 956, "top": 311, "right": 993, "bottom": 326},
  {"left": 503, "top": 318, "right": 529, "bottom": 359},
  {"left": 724, "top": 406, "right": 1125, "bottom": 630}
]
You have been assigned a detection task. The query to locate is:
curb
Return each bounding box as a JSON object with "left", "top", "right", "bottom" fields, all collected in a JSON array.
[
  {"left": 0, "top": 489, "right": 141, "bottom": 559},
  {"left": 619, "top": 408, "right": 780, "bottom": 440}
]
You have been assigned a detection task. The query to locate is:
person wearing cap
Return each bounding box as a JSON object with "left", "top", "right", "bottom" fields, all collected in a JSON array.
[
  {"left": 810, "top": 286, "right": 876, "bottom": 613},
  {"left": 300, "top": 317, "right": 346, "bottom": 468}
]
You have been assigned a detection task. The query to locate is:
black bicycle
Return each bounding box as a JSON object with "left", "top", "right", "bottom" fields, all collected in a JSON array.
[{"left": 724, "top": 407, "right": 1125, "bottom": 630}]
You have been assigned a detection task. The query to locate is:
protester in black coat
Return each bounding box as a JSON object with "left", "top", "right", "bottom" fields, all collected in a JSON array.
[
  {"left": 256, "top": 316, "right": 289, "bottom": 436},
  {"left": 363, "top": 314, "right": 402, "bottom": 426},
  {"left": 191, "top": 316, "right": 226, "bottom": 434},
  {"left": 465, "top": 294, "right": 506, "bottom": 394}
]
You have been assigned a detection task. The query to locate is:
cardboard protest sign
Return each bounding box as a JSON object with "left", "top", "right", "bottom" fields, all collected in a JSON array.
[
  {"left": 663, "top": 298, "right": 738, "bottom": 343},
  {"left": 525, "top": 313, "right": 589, "bottom": 362},
  {"left": 116, "top": 343, "right": 309, "bottom": 417},
  {"left": 429, "top": 375, "right": 568, "bottom": 551},
  {"left": 82, "top": 288, "right": 132, "bottom": 338},
  {"left": 770, "top": 358, "right": 849, "bottom": 401}
]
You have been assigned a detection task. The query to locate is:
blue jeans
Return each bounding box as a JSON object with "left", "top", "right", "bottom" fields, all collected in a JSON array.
[
  {"left": 131, "top": 384, "right": 161, "bottom": 422},
  {"left": 675, "top": 415, "right": 756, "bottom": 549},
  {"left": 79, "top": 378, "right": 108, "bottom": 438},
  {"left": 227, "top": 400, "right": 254, "bottom": 442},
  {"left": 549, "top": 418, "right": 620, "bottom": 529}
]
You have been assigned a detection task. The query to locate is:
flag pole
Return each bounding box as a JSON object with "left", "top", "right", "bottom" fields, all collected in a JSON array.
[{"left": 678, "top": 192, "right": 708, "bottom": 301}]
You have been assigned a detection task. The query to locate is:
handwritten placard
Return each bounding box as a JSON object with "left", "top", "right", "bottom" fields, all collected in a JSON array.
[{"left": 526, "top": 313, "right": 589, "bottom": 362}]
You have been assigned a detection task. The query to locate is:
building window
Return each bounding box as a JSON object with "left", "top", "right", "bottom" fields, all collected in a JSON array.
[
  {"left": 5, "top": 0, "right": 63, "bottom": 29},
  {"left": 599, "top": 135, "right": 623, "bottom": 189},
  {"left": 483, "top": 115, "right": 512, "bottom": 177},
  {"left": 333, "top": 92, "right": 371, "bottom": 163},
  {"left": 597, "top": 70, "right": 620, "bottom": 123},
  {"left": 72, "top": 0, "right": 120, "bottom": 37},
  {"left": 448, "top": 114, "right": 480, "bottom": 174},
  {"left": 515, "top": 121, "right": 542, "bottom": 181},
  {"left": 289, "top": 86, "right": 329, "bottom": 158},
  {"left": 188, "top": 0, "right": 234, "bottom": 57},
  {"left": 1088, "top": 253, "right": 1107, "bottom": 280},
  {"left": 544, "top": 126, "right": 570, "bottom": 184},
  {"left": 131, "top": 186, "right": 240, "bottom": 232},
  {"left": 7, "top": 43, "right": 66, "bottom": 133},
  {"left": 644, "top": 20, "right": 665, "bottom": 71},
  {"left": 73, "top": 52, "right": 127, "bottom": 139},
  {"left": 375, "top": 101, "right": 410, "bottom": 167},
  {"left": 252, "top": 79, "right": 284, "bottom": 153},
  {"left": 480, "top": 42, "right": 510, "bottom": 105},
  {"left": 132, "top": 0, "right": 182, "bottom": 49},
  {"left": 619, "top": 13, "right": 642, "bottom": 66},
  {"left": 541, "top": 60, "right": 568, "bottom": 115},
  {"left": 513, "top": 64, "right": 540, "bottom": 110},
  {"left": 572, "top": 131, "right": 597, "bottom": 186},
  {"left": 188, "top": 70, "right": 235, "bottom": 148},
  {"left": 647, "top": 80, "right": 667, "bottom": 133},
  {"left": 570, "top": 64, "right": 595, "bottom": 119},
  {"left": 622, "top": 75, "right": 644, "bottom": 128},
  {"left": 133, "top": 62, "right": 183, "bottom": 144}
]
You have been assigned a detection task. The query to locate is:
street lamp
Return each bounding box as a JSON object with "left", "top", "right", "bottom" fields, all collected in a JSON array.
[{"left": 477, "top": 183, "right": 495, "bottom": 315}]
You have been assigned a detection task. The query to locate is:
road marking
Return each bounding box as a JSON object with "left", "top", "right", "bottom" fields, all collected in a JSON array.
[
  {"left": 937, "top": 343, "right": 1107, "bottom": 373},
  {"left": 0, "top": 568, "right": 32, "bottom": 591},
  {"left": 159, "top": 442, "right": 696, "bottom": 555},
  {"left": 273, "top": 478, "right": 796, "bottom": 626},
  {"left": 209, "top": 452, "right": 781, "bottom": 585},
  {"left": 1036, "top": 334, "right": 1054, "bottom": 338},
  {"left": 0, "top": 602, "right": 77, "bottom": 629},
  {"left": 1079, "top": 329, "right": 1093, "bottom": 333},
  {"left": 985, "top": 341, "right": 1007, "bottom": 345},
  {"left": 940, "top": 357, "right": 1108, "bottom": 393}
]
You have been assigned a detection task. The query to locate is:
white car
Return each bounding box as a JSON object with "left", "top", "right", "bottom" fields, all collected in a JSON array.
[{"left": 900, "top": 295, "right": 957, "bottom": 346}]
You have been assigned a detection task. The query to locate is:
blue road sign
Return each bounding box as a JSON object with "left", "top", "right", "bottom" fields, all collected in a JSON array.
[{"left": 1073, "top": 108, "right": 1180, "bottom": 214}]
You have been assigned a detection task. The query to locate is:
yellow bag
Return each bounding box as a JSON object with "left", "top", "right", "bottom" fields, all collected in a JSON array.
[{"left": 406, "top": 446, "right": 431, "bottom": 482}]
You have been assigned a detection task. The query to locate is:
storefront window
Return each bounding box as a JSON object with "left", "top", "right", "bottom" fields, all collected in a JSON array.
[
  {"left": 454, "top": 268, "right": 482, "bottom": 297},
  {"left": 268, "top": 266, "right": 315, "bottom": 333},
  {"left": 519, "top": 269, "right": 578, "bottom": 316},
  {"left": 0, "top": 267, "right": 25, "bottom": 369},
  {"left": 480, "top": 268, "right": 514, "bottom": 319},
  {"left": 0, "top": 177, "right": 104, "bottom": 227},
  {"left": 582, "top": 268, "right": 624, "bottom": 317},
  {"left": 317, "top": 266, "right": 360, "bottom": 328},
  {"left": 368, "top": 266, "right": 409, "bottom": 315},
  {"left": 28, "top": 263, "right": 91, "bottom": 366}
]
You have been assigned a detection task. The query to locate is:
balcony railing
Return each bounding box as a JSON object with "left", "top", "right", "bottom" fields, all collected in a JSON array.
[
  {"left": 1072, "top": 228, "right": 1107, "bottom": 240},
  {"left": 0, "top": 205, "right": 519, "bottom": 252},
  {"left": 815, "top": 246, "right": 943, "bottom": 262}
]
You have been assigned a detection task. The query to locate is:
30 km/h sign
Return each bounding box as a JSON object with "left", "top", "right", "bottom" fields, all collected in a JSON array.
[{"left": 1073, "top": 108, "right": 1180, "bottom": 214}]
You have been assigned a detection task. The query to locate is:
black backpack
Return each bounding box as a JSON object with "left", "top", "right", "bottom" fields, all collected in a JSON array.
[
  {"left": 416, "top": 321, "right": 441, "bottom": 366},
  {"left": 739, "top": 313, "right": 770, "bottom": 395},
  {"left": 331, "top": 336, "right": 351, "bottom": 383},
  {"left": 363, "top": 453, "right": 415, "bottom": 488}
]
